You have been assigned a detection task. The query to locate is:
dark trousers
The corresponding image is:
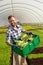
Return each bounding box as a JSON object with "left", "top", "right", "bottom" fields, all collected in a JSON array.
[{"left": 26, "top": 58, "right": 31, "bottom": 65}]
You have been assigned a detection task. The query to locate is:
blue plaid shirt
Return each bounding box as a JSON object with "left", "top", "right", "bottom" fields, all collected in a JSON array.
[{"left": 6, "top": 24, "right": 25, "bottom": 43}]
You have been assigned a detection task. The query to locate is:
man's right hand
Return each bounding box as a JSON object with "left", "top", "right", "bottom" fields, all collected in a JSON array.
[
  {"left": 27, "top": 32, "right": 33, "bottom": 35},
  {"left": 6, "top": 42, "right": 17, "bottom": 48},
  {"left": 12, "top": 44, "right": 17, "bottom": 48}
]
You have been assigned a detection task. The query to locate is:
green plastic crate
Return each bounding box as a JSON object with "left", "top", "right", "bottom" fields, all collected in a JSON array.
[
  {"left": 32, "top": 35, "right": 40, "bottom": 46},
  {"left": 12, "top": 34, "right": 40, "bottom": 57}
]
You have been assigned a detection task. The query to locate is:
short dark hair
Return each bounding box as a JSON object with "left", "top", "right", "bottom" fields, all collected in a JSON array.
[{"left": 8, "top": 15, "right": 14, "bottom": 20}]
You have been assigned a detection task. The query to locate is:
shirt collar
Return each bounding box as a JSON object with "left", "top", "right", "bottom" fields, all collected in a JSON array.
[{"left": 10, "top": 24, "right": 19, "bottom": 31}]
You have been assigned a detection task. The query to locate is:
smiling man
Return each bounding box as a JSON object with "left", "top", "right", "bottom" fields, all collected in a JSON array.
[{"left": 6, "top": 15, "right": 32, "bottom": 65}]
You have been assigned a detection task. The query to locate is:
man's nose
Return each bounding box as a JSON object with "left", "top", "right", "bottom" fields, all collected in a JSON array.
[{"left": 11, "top": 21, "right": 13, "bottom": 23}]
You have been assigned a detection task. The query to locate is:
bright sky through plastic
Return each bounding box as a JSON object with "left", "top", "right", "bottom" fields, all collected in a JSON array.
[{"left": 0, "top": 0, "right": 43, "bottom": 27}]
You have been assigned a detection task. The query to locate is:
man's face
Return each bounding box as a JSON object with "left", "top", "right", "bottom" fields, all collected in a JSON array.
[{"left": 8, "top": 17, "right": 16, "bottom": 27}]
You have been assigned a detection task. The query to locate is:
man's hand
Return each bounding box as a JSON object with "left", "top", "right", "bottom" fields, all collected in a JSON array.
[
  {"left": 12, "top": 44, "right": 17, "bottom": 48},
  {"left": 27, "top": 32, "right": 33, "bottom": 35},
  {"left": 6, "top": 42, "right": 17, "bottom": 48}
]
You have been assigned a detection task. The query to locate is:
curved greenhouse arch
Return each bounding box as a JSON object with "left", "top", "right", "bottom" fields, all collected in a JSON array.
[{"left": 0, "top": 0, "right": 43, "bottom": 27}]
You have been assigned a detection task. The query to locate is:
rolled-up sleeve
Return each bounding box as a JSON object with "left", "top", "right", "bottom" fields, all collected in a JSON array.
[
  {"left": 21, "top": 28, "right": 26, "bottom": 32},
  {"left": 6, "top": 31, "right": 11, "bottom": 43},
  {"left": 20, "top": 26, "right": 26, "bottom": 32}
]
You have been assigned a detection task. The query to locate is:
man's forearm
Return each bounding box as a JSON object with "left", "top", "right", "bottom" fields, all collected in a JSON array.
[
  {"left": 6, "top": 42, "right": 13, "bottom": 46},
  {"left": 22, "top": 30, "right": 33, "bottom": 35},
  {"left": 22, "top": 30, "right": 28, "bottom": 34}
]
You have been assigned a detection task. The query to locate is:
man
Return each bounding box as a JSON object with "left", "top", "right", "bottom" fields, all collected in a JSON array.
[{"left": 6, "top": 15, "right": 32, "bottom": 65}]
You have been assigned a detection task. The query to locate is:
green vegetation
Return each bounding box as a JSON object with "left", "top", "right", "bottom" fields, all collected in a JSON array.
[
  {"left": 28, "top": 53, "right": 43, "bottom": 59},
  {"left": 0, "top": 33, "right": 10, "bottom": 65},
  {"left": 0, "top": 28, "right": 7, "bottom": 32},
  {"left": 0, "top": 24, "right": 43, "bottom": 65}
]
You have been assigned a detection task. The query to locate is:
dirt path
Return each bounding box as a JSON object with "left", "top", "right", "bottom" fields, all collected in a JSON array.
[
  {"left": 29, "top": 58, "right": 43, "bottom": 65},
  {"left": 30, "top": 47, "right": 43, "bottom": 54}
]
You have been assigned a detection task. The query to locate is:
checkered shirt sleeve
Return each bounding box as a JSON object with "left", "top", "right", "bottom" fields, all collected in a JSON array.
[{"left": 6, "top": 30, "right": 11, "bottom": 43}]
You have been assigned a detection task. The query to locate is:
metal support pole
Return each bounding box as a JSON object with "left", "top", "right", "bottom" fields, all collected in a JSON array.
[{"left": 11, "top": 0, "right": 14, "bottom": 15}]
